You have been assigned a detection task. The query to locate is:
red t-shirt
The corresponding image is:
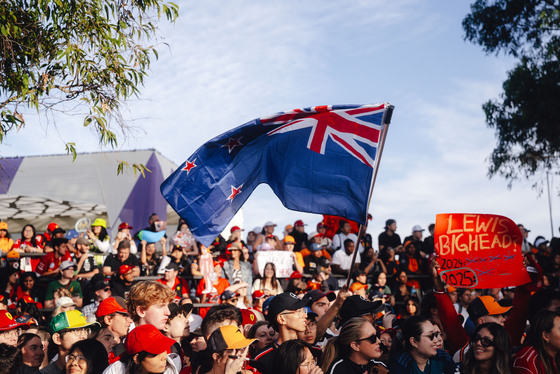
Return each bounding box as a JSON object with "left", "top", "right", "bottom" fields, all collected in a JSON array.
[
  {"left": 35, "top": 251, "right": 71, "bottom": 275},
  {"left": 156, "top": 277, "right": 189, "bottom": 299}
]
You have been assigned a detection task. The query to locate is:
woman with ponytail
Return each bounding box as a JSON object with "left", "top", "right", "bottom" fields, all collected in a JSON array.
[{"left": 321, "top": 317, "right": 384, "bottom": 374}]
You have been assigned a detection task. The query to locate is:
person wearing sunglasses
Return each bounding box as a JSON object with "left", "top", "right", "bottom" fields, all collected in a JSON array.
[
  {"left": 321, "top": 317, "right": 384, "bottom": 374},
  {"left": 388, "top": 315, "right": 455, "bottom": 374},
  {"left": 460, "top": 322, "right": 510, "bottom": 374},
  {"left": 81, "top": 276, "right": 112, "bottom": 321}
]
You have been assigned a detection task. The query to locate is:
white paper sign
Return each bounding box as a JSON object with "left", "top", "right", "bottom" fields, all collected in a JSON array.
[{"left": 256, "top": 251, "right": 294, "bottom": 278}]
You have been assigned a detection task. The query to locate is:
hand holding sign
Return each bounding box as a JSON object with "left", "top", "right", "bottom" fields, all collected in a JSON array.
[{"left": 435, "top": 213, "right": 531, "bottom": 289}]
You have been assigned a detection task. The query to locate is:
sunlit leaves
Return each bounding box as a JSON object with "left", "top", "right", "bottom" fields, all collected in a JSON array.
[{"left": 0, "top": 0, "right": 179, "bottom": 175}]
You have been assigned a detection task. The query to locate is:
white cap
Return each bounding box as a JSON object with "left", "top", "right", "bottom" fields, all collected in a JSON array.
[
  {"left": 308, "top": 231, "right": 319, "bottom": 239},
  {"left": 534, "top": 237, "right": 548, "bottom": 247},
  {"left": 56, "top": 297, "right": 76, "bottom": 308},
  {"left": 263, "top": 221, "right": 277, "bottom": 227},
  {"left": 412, "top": 225, "right": 424, "bottom": 232}
]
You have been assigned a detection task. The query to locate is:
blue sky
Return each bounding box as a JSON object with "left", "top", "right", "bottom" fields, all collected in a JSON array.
[{"left": 3, "top": 1, "right": 558, "bottom": 244}]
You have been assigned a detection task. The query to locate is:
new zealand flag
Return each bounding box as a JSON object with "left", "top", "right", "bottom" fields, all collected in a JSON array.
[{"left": 161, "top": 103, "right": 393, "bottom": 245}]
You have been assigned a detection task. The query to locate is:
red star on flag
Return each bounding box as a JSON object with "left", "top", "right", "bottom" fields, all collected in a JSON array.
[
  {"left": 227, "top": 184, "right": 243, "bottom": 201},
  {"left": 222, "top": 137, "right": 243, "bottom": 153},
  {"left": 182, "top": 159, "right": 197, "bottom": 174}
]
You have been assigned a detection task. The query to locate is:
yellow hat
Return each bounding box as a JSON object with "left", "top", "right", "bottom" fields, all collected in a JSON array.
[
  {"left": 49, "top": 310, "right": 100, "bottom": 334},
  {"left": 91, "top": 218, "right": 107, "bottom": 229},
  {"left": 0, "top": 222, "right": 7, "bottom": 231}
]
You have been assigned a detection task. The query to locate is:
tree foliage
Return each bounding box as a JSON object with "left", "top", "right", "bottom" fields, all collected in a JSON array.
[
  {"left": 0, "top": 0, "right": 178, "bottom": 174},
  {"left": 463, "top": 0, "right": 560, "bottom": 183}
]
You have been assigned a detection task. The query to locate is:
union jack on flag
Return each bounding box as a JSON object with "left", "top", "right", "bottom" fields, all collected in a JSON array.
[
  {"left": 264, "top": 105, "right": 385, "bottom": 167},
  {"left": 161, "top": 103, "right": 394, "bottom": 246}
]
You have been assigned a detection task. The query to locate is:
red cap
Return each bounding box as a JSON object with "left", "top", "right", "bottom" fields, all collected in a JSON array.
[
  {"left": 252, "top": 290, "right": 266, "bottom": 300},
  {"left": 294, "top": 220, "right": 306, "bottom": 227},
  {"left": 0, "top": 311, "right": 29, "bottom": 331},
  {"left": 47, "top": 222, "right": 59, "bottom": 232},
  {"left": 317, "top": 222, "right": 327, "bottom": 229},
  {"left": 289, "top": 271, "right": 303, "bottom": 279},
  {"left": 230, "top": 226, "right": 243, "bottom": 233},
  {"left": 118, "top": 264, "right": 134, "bottom": 276},
  {"left": 240, "top": 309, "right": 257, "bottom": 326},
  {"left": 125, "top": 324, "right": 176, "bottom": 355},
  {"left": 18, "top": 296, "right": 35, "bottom": 305},
  {"left": 118, "top": 222, "right": 133, "bottom": 230},
  {"left": 96, "top": 297, "right": 128, "bottom": 318}
]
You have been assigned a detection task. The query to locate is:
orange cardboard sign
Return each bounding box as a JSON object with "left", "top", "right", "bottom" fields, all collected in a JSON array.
[{"left": 435, "top": 213, "right": 530, "bottom": 289}]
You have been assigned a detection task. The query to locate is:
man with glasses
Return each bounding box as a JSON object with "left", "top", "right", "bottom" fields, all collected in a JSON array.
[
  {"left": 253, "top": 292, "right": 312, "bottom": 374},
  {"left": 41, "top": 310, "right": 99, "bottom": 374},
  {"left": 0, "top": 310, "right": 29, "bottom": 346}
]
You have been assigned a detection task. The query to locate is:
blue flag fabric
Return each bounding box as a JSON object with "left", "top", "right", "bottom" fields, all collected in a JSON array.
[{"left": 161, "top": 103, "right": 392, "bottom": 246}]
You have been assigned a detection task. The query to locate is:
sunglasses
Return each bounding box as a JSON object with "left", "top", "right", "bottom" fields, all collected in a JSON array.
[
  {"left": 472, "top": 335, "right": 494, "bottom": 347},
  {"left": 356, "top": 333, "right": 380, "bottom": 344},
  {"left": 422, "top": 331, "right": 441, "bottom": 341}
]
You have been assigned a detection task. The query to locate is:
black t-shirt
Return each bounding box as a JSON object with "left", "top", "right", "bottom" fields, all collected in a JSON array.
[
  {"left": 103, "top": 254, "right": 140, "bottom": 274},
  {"left": 77, "top": 255, "right": 98, "bottom": 275},
  {"left": 290, "top": 230, "right": 308, "bottom": 252},
  {"left": 424, "top": 236, "right": 435, "bottom": 254},
  {"left": 378, "top": 231, "right": 401, "bottom": 250},
  {"left": 140, "top": 256, "right": 160, "bottom": 276},
  {"left": 253, "top": 344, "right": 278, "bottom": 374},
  {"left": 327, "top": 358, "right": 378, "bottom": 374},
  {"left": 110, "top": 277, "right": 135, "bottom": 299}
]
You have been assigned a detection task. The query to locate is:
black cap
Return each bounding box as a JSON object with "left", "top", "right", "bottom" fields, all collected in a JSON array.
[
  {"left": 190, "top": 327, "right": 202, "bottom": 337},
  {"left": 266, "top": 292, "right": 312, "bottom": 328},
  {"left": 220, "top": 290, "right": 238, "bottom": 302},
  {"left": 339, "top": 295, "right": 383, "bottom": 325},
  {"left": 304, "top": 290, "right": 336, "bottom": 303},
  {"left": 93, "top": 279, "right": 110, "bottom": 292},
  {"left": 164, "top": 262, "right": 180, "bottom": 272},
  {"left": 168, "top": 302, "right": 193, "bottom": 319},
  {"left": 52, "top": 228, "right": 66, "bottom": 235}
]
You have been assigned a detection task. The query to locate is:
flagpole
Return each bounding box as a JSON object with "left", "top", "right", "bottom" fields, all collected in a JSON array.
[{"left": 345, "top": 104, "right": 394, "bottom": 288}]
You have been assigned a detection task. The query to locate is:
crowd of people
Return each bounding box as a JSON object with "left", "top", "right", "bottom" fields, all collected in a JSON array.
[{"left": 0, "top": 215, "right": 558, "bottom": 374}]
